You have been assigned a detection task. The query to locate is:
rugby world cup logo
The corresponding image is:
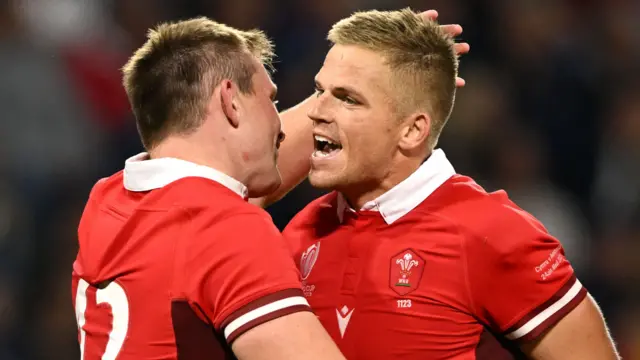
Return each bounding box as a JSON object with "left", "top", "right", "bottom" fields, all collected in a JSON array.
[{"left": 300, "top": 242, "right": 320, "bottom": 280}]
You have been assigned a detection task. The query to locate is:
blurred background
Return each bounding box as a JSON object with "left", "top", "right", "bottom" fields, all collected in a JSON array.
[{"left": 0, "top": 0, "right": 637, "bottom": 358}]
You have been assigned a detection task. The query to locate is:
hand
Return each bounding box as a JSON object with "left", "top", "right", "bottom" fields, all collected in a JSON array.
[{"left": 420, "top": 10, "right": 470, "bottom": 87}]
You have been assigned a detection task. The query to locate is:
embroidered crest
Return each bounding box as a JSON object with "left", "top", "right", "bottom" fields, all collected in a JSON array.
[
  {"left": 389, "top": 249, "right": 424, "bottom": 295},
  {"left": 300, "top": 242, "right": 320, "bottom": 280}
]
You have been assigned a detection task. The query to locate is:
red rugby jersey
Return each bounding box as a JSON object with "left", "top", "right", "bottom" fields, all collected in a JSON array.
[
  {"left": 72, "top": 153, "right": 309, "bottom": 359},
  {"left": 284, "top": 149, "right": 587, "bottom": 360}
]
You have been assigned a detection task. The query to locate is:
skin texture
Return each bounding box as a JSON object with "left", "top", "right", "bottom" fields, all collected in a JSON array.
[
  {"left": 248, "top": 10, "right": 620, "bottom": 360},
  {"left": 151, "top": 56, "right": 284, "bottom": 198},
  {"left": 232, "top": 312, "right": 346, "bottom": 360},
  {"left": 521, "top": 296, "right": 620, "bottom": 360},
  {"left": 309, "top": 44, "right": 432, "bottom": 208},
  {"left": 250, "top": 10, "right": 469, "bottom": 207},
  {"left": 153, "top": 57, "right": 347, "bottom": 360}
]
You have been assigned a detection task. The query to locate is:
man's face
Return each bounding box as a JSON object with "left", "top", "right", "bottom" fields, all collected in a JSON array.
[
  {"left": 236, "top": 61, "right": 284, "bottom": 197},
  {"left": 308, "top": 45, "right": 403, "bottom": 194}
]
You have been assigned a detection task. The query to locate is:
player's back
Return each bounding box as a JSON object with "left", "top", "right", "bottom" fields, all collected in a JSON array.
[{"left": 72, "top": 171, "right": 248, "bottom": 359}]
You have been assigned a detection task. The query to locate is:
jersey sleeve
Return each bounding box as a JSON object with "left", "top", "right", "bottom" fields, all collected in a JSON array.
[
  {"left": 465, "top": 207, "right": 588, "bottom": 342},
  {"left": 183, "top": 210, "right": 310, "bottom": 344}
]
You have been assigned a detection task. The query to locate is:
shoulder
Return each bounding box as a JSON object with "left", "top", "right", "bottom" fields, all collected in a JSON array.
[
  {"left": 188, "top": 203, "right": 275, "bottom": 238},
  {"left": 425, "top": 175, "right": 551, "bottom": 255},
  {"left": 178, "top": 192, "right": 285, "bottom": 270},
  {"left": 131, "top": 177, "right": 274, "bottom": 239},
  {"left": 88, "top": 171, "right": 124, "bottom": 201},
  {"left": 164, "top": 177, "right": 247, "bottom": 207},
  {"left": 464, "top": 193, "right": 549, "bottom": 255},
  {"left": 284, "top": 191, "right": 340, "bottom": 234},
  {"left": 282, "top": 192, "right": 339, "bottom": 256},
  {"left": 79, "top": 172, "right": 125, "bottom": 223},
  {"left": 146, "top": 177, "right": 265, "bottom": 220}
]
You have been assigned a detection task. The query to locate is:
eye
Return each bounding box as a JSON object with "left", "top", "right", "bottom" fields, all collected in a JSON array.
[
  {"left": 314, "top": 87, "right": 324, "bottom": 97},
  {"left": 337, "top": 94, "right": 358, "bottom": 106},
  {"left": 344, "top": 97, "right": 358, "bottom": 105}
]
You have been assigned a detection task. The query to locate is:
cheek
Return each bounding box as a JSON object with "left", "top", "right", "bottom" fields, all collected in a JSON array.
[
  {"left": 345, "top": 132, "right": 374, "bottom": 163},
  {"left": 348, "top": 128, "right": 381, "bottom": 151},
  {"left": 347, "top": 131, "right": 393, "bottom": 166},
  {"left": 259, "top": 108, "right": 278, "bottom": 134}
]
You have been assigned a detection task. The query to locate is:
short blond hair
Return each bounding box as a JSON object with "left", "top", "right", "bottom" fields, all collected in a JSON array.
[
  {"left": 122, "top": 17, "right": 274, "bottom": 150},
  {"left": 329, "top": 8, "right": 458, "bottom": 148}
]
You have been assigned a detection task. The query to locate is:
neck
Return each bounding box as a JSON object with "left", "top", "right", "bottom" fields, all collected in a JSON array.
[
  {"left": 343, "top": 153, "right": 429, "bottom": 210},
  {"left": 149, "top": 136, "right": 241, "bottom": 182}
]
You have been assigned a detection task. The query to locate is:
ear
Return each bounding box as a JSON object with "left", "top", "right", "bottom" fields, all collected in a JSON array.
[
  {"left": 220, "top": 79, "right": 240, "bottom": 128},
  {"left": 398, "top": 112, "right": 431, "bottom": 152}
]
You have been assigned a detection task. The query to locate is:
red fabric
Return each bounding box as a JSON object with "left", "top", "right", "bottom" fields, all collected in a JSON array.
[
  {"left": 71, "top": 173, "right": 306, "bottom": 359},
  {"left": 284, "top": 175, "right": 585, "bottom": 359}
]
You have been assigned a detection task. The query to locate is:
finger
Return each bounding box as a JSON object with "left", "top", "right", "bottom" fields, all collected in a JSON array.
[
  {"left": 456, "top": 77, "right": 466, "bottom": 88},
  {"left": 453, "top": 42, "right": 470, "bottom": 56},
  {"left": 440, "top": 24, "right": 463, "bottom": 37},
  {"left": 418, "top": 10, "right": 438, "bottom": 21}
]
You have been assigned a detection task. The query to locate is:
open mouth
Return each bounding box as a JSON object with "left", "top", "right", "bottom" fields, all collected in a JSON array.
[{"left": 313, "top": 135, "right": 342, "bottom": 158}]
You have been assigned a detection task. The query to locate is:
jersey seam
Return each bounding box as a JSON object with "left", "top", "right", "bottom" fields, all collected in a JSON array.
[
  {"left": 179, "top": 205, "right": 219, "bottom": 326},
  {"left": 417, "top": 208, "right": 577, "bottom": 335},
  {"left": 460, "top": 226, "right": 480, "bottom": 320},
  {"left": 179, "top": 207, "right": 296, "bottom": 330},
  {"left": 417, "top": 209, "right": 511, "bottom": 328},
  {"left": 405, "top": 210, "right": 479, "bottom": 317},
  {"left": 172, "top": 206, "right": 192, "bottom": 319},
  {"left": 447, "top": 213, "right": 564, "bottom": 334}
]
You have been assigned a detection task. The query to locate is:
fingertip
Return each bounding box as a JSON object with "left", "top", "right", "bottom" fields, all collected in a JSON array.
[
  {"left": 454, "top": 42, "right": 471, "bottom": 56},
  {"left": 422, "top": 9, "right": 438, "bottom": 20}
]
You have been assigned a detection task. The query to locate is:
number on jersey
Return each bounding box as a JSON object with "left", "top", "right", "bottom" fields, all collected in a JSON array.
[
  {"left": 75, "top": 279, "right": 130, "bottom": 360},
  {"left": 397, "top": 299, "right": 412, "bottom": 308}
]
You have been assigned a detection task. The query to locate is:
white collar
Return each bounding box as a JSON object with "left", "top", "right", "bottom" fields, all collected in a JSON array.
[
  {"left": 337, "top": 149, "right": 455, "bottom": 224},
  {"left": 123, "top": 152, "right": 249, "bottom": 199}
]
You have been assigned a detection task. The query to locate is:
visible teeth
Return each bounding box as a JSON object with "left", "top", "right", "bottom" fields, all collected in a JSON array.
[
  {"left": 314, "top": 135, "right": 336, "bottom": 145},
  {"left": 313, "top": 148, "right": 341, "bottom": 158}
]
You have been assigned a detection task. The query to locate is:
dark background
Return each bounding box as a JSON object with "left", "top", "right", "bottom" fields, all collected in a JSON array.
[{"left": 0, "top": 0, "right": 637, "bottom": 358}]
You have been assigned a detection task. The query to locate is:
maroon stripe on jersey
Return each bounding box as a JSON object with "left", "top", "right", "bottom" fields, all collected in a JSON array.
[
  {"left": 475, "top": 329, "right": 526, "bottom": 360},
  {"left": 226, "top": 305, "right": 312, "bottom": 344},
  {"left": 220, "top": 288, "right": 305, "bottom": 330},
  {"left": 504, "top": 275, "right": 579, "bottom": 334},
  {"left": 517, "top": 285, "right": 587, "bottom": 342},
  {"left": 172, "top": 301, "right": 236, "bottom": 360}
]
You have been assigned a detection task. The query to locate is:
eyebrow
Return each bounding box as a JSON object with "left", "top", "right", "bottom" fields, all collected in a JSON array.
[{"left": 314, "top": 79, "right": 364, "bottom": 99}]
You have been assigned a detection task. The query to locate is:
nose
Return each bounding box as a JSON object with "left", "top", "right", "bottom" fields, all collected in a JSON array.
[
  {"left": 307, "top": 94, "right": 333, "bottom": 125},
  {"left": 277, "top": 131, "right": 286, "bottom": 147}
]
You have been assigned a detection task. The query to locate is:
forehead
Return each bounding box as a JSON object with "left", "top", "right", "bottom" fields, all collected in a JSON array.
[
  {"left": 316, "top": 45, "right": 392, "bottom": 92},
  {"left": 250, "top": 57, "right": 276, "bottom": 93}
]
